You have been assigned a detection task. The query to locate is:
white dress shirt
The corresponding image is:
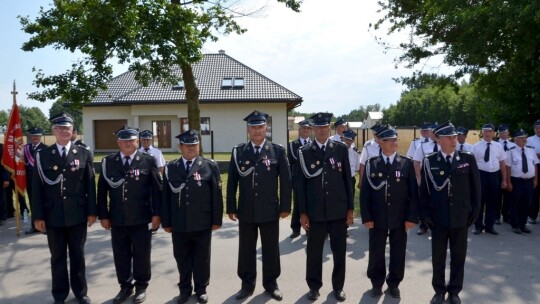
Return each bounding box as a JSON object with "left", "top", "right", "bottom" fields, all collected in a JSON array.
[
  {"left": 472, "top": 139, "right": 506, "bottom": 172},
  {"left": 505, "top": 146, "right": 539, "bottom": 179}
]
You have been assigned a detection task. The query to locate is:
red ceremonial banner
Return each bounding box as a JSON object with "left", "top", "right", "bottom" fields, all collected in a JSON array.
[{"left": 2, "top": 102, "right": 27, "bottom": 194}]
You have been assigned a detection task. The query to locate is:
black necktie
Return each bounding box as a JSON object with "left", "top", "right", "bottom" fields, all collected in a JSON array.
[
  {"left": 446, "top": 155, "right": 452, "bottom": 168},
  {"left": 460, "top": 144, "right": 464, "bottom": 152},
  {"left": 386, "top": 157, "right": 391, "bottom": 170},
  {"left": 321, "top": 145, "right": 325, "bottom": 153},
  {"left": 424, "top": 138, "right": 429, "bottom": 143},
  {"left": 433, "top": 142, "right": 438, "bottom": 152},
  {"left": 124, "top": 156, "right": 130, "bottom": 172},
  {"left": 254, "top": 146, "right": 260, "bottom": 159},
  {"left": 61, "top": 147, "right": 67, "bottom": 161},
  {"left": 185, "top": 160, "right": 192, "bottom": 173},
  {"left": 144, "top": 148, "right": 149, "bottom": 153},
  {"left": 522, "top": 148, "right": 528, "bottom": 174},
  {"left": 503, "top": 141, "right": 508, "bottom": 152},
  {"left": 484, "top": 143, "right": 491, "bottom": 162}
]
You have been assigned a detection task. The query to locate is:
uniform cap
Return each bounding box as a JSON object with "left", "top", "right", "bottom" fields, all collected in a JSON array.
[
  {"left": 456, "top": 126, "right": 469, "bottom": 136},
  {"left": 481, "top": 123, "right": 496, "bottom": 131},
  {"left": 309, "top": 112, "right": 333, "bottom": 127},
  {"left": 433, "top": 121, "right": 457, "bottom": 137},
  {"left": 376, "top": 125, "right": 398, "bottom": 140},
  {"left": 176, "top": 129, "right": 200, "bottom": 145},
  {"left": 298, "top": 119, "right": 313, "bottom": 127},
  {"left": 115, "top": 125, "right": 139, "bottom": 140},
  {"left": 50, "top": 112, "right": 73, "bottom": 127},
  {"left": 333, "top": 118, "right": 348, "bottom": 127},
  {"left": 27, "top": 127, "right": 44, "bottom": 135},
  {"left": 420, "top": 122, "right": 433, "bottom": 130},
  {"left": 244, "top": 110, "right": 268, "bottom": 126},
  {"left": 342, "top": 129, "right": 357, "bottom": 140},
  {"left": 533, "top": 119, "right": 540, "bottom": 127},
  {"left": 139, "top": 130, "right": 153, "bottom": 139},
  {"left": 370, "top": 123, "right": 384, "bottom": 134},
  {"left": 513, "top": 129, "right": 528, "bottom": 138},
  {"left": 498, "top": 124, "right": 509, "bottom": 133}
]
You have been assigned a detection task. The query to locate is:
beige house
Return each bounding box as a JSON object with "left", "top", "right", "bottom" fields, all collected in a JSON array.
[{"left": 83, "top": 51, "right": 303, "bottom": 153}]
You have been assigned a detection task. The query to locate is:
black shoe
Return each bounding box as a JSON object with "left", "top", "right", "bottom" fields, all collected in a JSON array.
[
  {"left": 54, "top": 301, "right": 65, "bottom": 304},
  {"left": 370, "top": 287, "right": 383, "bottom": 298},
  {"left": 430, "top": 293, "right": 445, "bottom": 304},
  {"left": 234, "top": 289, "right": 253, "bottom": 300},
  {"left": 266, "top": 289, "right": 282, "bottom": 301},
  {"left": 417, "top": 227, "right": 428, "bottom": 235},
  {"left": 472, "top": 228, "right": 482, "bottom": 235},
  {"left": 521, "top": 227, "right": 532, "bottom": 233},
  {"left": 494, "top": 219, "right": 501, "bottom": 225},
  {"left": 177, "top": 294, "right": 190, "bottom": 304},
  {"left": 289, "top": 231, "right": 300, "bottom": 238},
  {"left": 197, "top": 293, "right": 208, "bottom": 303},
  {"left": 449, "top": 293, "right": 461, "bottom": 304},
  {"left": 77, "top": 296, "right": 91, "bottom": 304},
  {"left": 134, "top": 289, "right": 146, "bottom": 303},
  {"left": 113, "top": 287, "right": 133, "bottom": 304},
  {"left": 513, "top": 228, "right": 522, "bottom": 234},
  {"left": 485, "top": 227, "right": 498, "bottom": 235},
  {"left": 25, "top": 227, "right": 38, "bottom": 234},
  {"left": 386, "top": 286, "right": 400, "bottom": 299},
  {"left": 528, "top": 217, "right": 537, "bottom": 224},
  {"left": 333, "top": 290, "right": 346, "bottom": 302},
  {"left": 307, "top": 289, "right": 320, "bottom": 301}
]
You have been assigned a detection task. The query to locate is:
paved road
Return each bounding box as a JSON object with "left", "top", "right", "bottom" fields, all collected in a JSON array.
[{"left": 1, "top": 217, "right": 539, "bottom": 304}]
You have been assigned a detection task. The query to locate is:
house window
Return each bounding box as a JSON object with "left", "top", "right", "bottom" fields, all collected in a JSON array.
[
  {"left": 152, "top": 120, "right": 171, "bottom": 148},
  {"left": 172, "top": 80, "right": 184, "bottom": 90},
  {"left": 180, "top": 117, "right": 211, "bottom": 135},
  {"left": 221, "top": 77, "right": 244, "bottom": 89}
]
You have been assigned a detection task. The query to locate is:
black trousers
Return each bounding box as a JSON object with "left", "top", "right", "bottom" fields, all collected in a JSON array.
[
  {"left": 431, "top": 225, "right": 468, "bottom": 295},
  {"left": 529, "top": 164, "right": 540, "bottom": 219},
  {"left": 475, "top": 170, "right": 501, "bottom": 230},
  {"left": 172, "top": 229, "right": 212, "bottom": 295},
  {"left": 290, "top": 188, "right": 301, "bottom": 233},
  {"left": 367, "top": 227, "right": 407, "bottom": 289},
  {"left": 306, "top": 219, "right": 347, "bottom": 291},
  {"left": 0, "top": 186, "right": 6, "bottom": 220},
  {"left": 238, "top": 220, "right": 280, "bottom": 291},
  {"left": 111, "top": 224, "right": 152, "bottom": 290},
  {"left": 510, "top": 177, "right": 534, "bottom": 229},
  {"left": 500, "top": 189, "right": 511, "bottom": 222},
  {"left": 351, "top": 177, "right": 357, "bottom": 199},
  {"left": 46, "top": 223, "right": 88, "bottom": 301}
]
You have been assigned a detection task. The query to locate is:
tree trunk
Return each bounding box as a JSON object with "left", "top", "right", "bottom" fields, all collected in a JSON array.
[{"left": 180, "top": 63, "right": 203, "bottom": 154}]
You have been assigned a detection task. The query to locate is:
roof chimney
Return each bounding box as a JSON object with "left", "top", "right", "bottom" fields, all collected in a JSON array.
[{"left": 218, "top": 49, "right": 225, "bottom": 54}]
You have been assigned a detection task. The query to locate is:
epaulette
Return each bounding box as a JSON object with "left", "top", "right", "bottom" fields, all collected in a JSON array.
[
  {"left": 399, "top": 154, "right": 412, "bottom": 160},
  {"left": 74, "top": 140, "right": 90, "bottom": 151},
  {"left": 105, "top": 152, "right": 118, "bottom": 159},
  {"left": 363, "top": 140, "right": 372, "bottom": 148},
  {"left": 507, "top": 146, "right": 516, "bottom": 150},
  {"left": 412, "top": 138, "right": 419, "bottom": 142},
  {"left": 368, "top": 154, "right": 379, "bottom": 160},
  {"left": 426, "top": 152, "right": 438, "bottom": 157},
  {"left": 234, "top": 143, "right": 246, "bottom": 148},
  {"left": 272, "top": 143, "right": 285, "bottom": 150},
  {"left": 458, "top": 151, "right": 473, "bottom": 155}
]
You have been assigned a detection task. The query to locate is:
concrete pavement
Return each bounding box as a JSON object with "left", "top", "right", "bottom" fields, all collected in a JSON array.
[{"left": 1, "top": 217, "right": 539, "bottom": 304}]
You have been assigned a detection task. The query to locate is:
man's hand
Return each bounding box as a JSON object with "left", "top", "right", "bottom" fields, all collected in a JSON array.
[
  {"left": 151, "top": 216, "right": 161, "bottom": 230},
  {"left": 346, "top": 209, "right": 354, "bottom": 225},
  {"left": 404, "top": 221, "right": 416, "bottom": 231},
  {"left": 363, "top": 221, "right": 374, "bottom": 229},
  {"left": 211, "top": 224, "right": 221, "bottom": 231},
  {"left": 100, "top": 219, "right": 112, "bottom": 230},
  {"left": 163, "top": 227, "right": 172, "bottom": 233},
  {"left": 300, "top": 214, "right": 310, "bottom": 231},
  {"left": 87, "top": 215, "right": 97, "bottom": 227},
  {"left": 279, "top": 212, "right": 290, "bottom": 219},
  {"left": 228, "top": 213, "right": 238, "bottom": 221},
  {"left": 2, "top": 181, "right": 8, "bottom": 188},
  {"left": 34, "top": 220, "right": 46, "bottom": 232}
]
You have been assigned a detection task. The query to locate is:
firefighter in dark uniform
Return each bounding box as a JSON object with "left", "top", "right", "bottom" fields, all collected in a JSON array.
[
  {"left": 32, "top": 113, "right": 96, "bottom": 304},
  {"left": 226, "top": 110, "right": 292, "bottom": 301},
  {"left": 419, "top": 121, "right": 481, "bottom": 304},
  {"left": 24, "top": 126, "right": 48, "bottom": 234},
  {"left": 161, "top": 129, "right": 223, "bottom": 304},
  {"left": 287, "top": 119, "right": 312, "bottom": 238},
  {"left": 97, "top": 126, "right": 162, "bottom": 304},
  {"left": 360, "top": 125, "right": 418, "bottom": 299},
  {"left": 297, "top": 112, "right": 354, "bottom": 302}
]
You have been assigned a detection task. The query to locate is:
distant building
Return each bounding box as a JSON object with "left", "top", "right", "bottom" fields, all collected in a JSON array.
[
  {"left": 363, "top": 111, "right": 383, "bottom": 128},
  {"left": 82, "top": 51, "right": 303, "bottom": 152}
]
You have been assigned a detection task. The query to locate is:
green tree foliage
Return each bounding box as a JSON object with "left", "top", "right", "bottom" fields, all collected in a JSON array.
[
  {"left": 0, "top": 111, "right": 8, "bottom": 129},
  {"left": 374, "top": 0, "right": 540, "bottom": 126},
  {"left": 341, "top": 104, "right": 383, "bottom": 122},
  {"left": 383, "top": 82, "right": 478, "bottom": 128},
  {"left": 1, "top": 106, "right": 50, "bottom": 133},
  {"left": 49, "top": 99, "right": 83, "bottom": 132}
]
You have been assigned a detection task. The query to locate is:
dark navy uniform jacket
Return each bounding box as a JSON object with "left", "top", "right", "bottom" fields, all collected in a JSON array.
[
  {"left": 161, "top": 156, "right": 223, "bottom": 232},
  {"left": 31, "top": 144, "right": 97, "bottom": 227},
  {"left": 296, "top": 139, "right": 353, "bottom": 222},
  {"left": 97, "top": 151, "right": 162, "bottom": 226},
  {"left": 419, "top": 151, "right": 481, "bottom": 228},
  {"left": 287, "top": 138, "right": 303, "bottom": 188},
  {"left": 360, "top": 154, "right": 419, "bottom": 229},
  {"left": 226, "top": 141, "right": 292, "bottom": 224}
]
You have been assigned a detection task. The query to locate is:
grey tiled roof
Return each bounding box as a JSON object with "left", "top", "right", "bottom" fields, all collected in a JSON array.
[{"left": 91, "top": 52, "right": 303, "bottom": 108}]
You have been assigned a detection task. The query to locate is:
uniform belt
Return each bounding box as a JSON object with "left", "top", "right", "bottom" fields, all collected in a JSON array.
[{"left": 510, "top": 176, "right": 534, "bottom": 181}]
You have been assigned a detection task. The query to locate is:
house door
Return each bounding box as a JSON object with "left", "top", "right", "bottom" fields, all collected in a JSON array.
[{"left": 152, "top": 120, "right": 171, "bottom": 148}]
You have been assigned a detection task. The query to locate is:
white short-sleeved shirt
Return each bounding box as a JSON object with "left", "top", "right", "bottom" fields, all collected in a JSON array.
[
  {"left": 413, "top": 140, "right": 440, "bottom": 163},
  {"left": 527, "top": 135, "right": 540, "bottom": 155},
  {"left": 359, "top": 139, "right": 380, "bottom": 165},
  {"left": 472, "top": 139, "right": 506, "bottom": 172},
  {"left": 139, "top": 145, "right": 166, "bottom": 168},
  {"left": 406, "top": 137, "right": 428, "bottom": 158},
  {"left": 498, "top": 138, "right": 516, "bottom": 152},
  {"left": 457, "top": 142, "right": 473, "bottom": 153},
  {"left": 505, "top": 146, "right": 539, "bottom": 179},
  {"left": 348, "top": 147, "right": 361, "bottom": 177}
]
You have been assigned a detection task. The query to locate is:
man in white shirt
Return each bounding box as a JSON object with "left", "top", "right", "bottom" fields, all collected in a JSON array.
[
  {"left": 456, "top": 127, "right": 473, "bottom": 153},
  {"left": 138, "top": 130, "right": 166, "bottom": 174},
  {"left": 471, "top": 123, "right": 507, "bottom": 235},
  {"left": 341, "top": 130, "right": 361, "bottom": 198},
  {"left": 331, "top": 118, "right": 348, "bottom": 143},
  {"left": 406, "top": 122, "right": 432, "bottom": 157},
  {"left": 497, "top": 125, "right": 515, "bottom": 224},
  {"left": 358, "top": 124, "right": 383, "bottom": 188},
  {"left": 526, "top": 119, "right": 540, "bottom": 224},
  {"left": 505, "top": 129, "right": 539, "bottom": 234}
]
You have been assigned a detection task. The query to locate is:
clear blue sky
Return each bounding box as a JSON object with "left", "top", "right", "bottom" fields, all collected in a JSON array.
[{"left": 0, "top": 1, "right": 443, "bottom": 118}]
